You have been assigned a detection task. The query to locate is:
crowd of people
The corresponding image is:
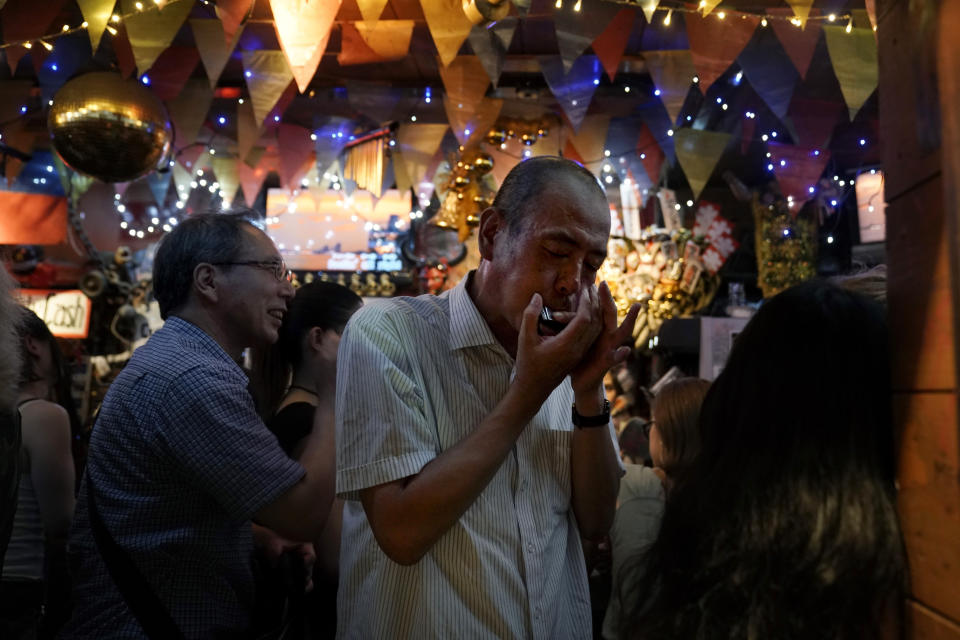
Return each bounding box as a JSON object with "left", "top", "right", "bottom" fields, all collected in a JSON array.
[{"left": 0, "top": 156, "right": 906, "bottom": 639}]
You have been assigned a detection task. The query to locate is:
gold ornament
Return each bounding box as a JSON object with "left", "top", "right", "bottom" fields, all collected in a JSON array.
[
  {"left": 486, "top": 129, "right": 507, "bottom": 146},
  {"left": 48, "top": 72, "right": 173, "bottom": 183}
]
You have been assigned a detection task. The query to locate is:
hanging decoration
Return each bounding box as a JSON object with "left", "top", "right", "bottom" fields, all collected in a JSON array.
[
  {"left": 357, "top": 0, "right": 390, "bottom": 25},
  {"left": 215, "top": 0, "right": 254, "bottom": 44},
  {"left": 48, "top": 72, "right": 174, "bottom": 183},
  {"left": 766, "top": 142, "right": 831, "bottom": 209},
  {"left": 636, "top": 123, "right": 665, "bottom": 185},
  {"left": 120, "top": 0, "right": 193, "bottom": 75},
  {"left": 462, "top": 0, "right": 510, "bottom": 27},
  {"left": 673, "top": 128, "right": 731, "bottom": 201},
  {"left": 191, "top": 19, "right": 242, "bottom": 89},
  {"left": 430, "top": 148, "right": 496, "bottom": 242},
  {"left": 753, "top": 195, "right": 816, "bottom": 298},
  {"left": 419, "top": 0, "right": 474, "bottom": 67},
  {"left": 568, "top": 114, "right": 611, "bottom": 175},
  {"left": 166, "top": 77, "right": 214, "bottom": 150},
  {"left": 276, "top": 123, "right": 315, "bottom": 189},
  {"left": 785, "top": 0, "right": 815, "bottom": 29},
  {"left": 539, "top": 55, "right": 602, "bottom": 131},
  {"left": 467, "top": 18, "right": 517, "bottom": 87},
  {"left": 338, "top": 20, "right": 415, "bottom": 66},
  {"left": 394, "top": 123, "right": 449, "bottom": 193},
  {"left": 241, "top": 50, "right": 294, "bottom": 127},
  {"left": 552, "top": 0, "right": 622, "bottom": 73},
  {"left": 768, "top": 8, "right": 822, "bottom": 80},
  {"left": 145, "top": 46, "right": 201, "bottom": 101},
  {"left": 643, "top": 50, "right": 697, "bottom": 126},
  {"left": 592, "top": 8, "right": 637, "bottom": 82},
  {"left": 638, "top": 0, "right": 659, "bottom": 25},
  {"left": 269, "top": 0, "right": 340, "bottom": 93},
  {"left": 736, "top": 26, "right": 800, "bottom": 120},
  {"left": 77, "top": 0, "right": 116, "bottom": 53},
  {"left": 684, "top": 10, "right": 760, "bottom": 94},
  {"left": 823, "top": 25, "right": 878, "bottom": 120}
]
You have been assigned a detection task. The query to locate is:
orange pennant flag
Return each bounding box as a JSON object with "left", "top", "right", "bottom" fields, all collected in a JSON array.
[
  {"left": 241, "top": 50, "right": 295, "bottom": 127},
  {"left": 592, "top": 8, "right": 636, "bottom": 82},
  {"left": 191, "top": 19, "right": 243, "bottom": 88},
  {"left": 236, "top": 99, "right": 261, "bottom": 165},
  {"left": 644, "top": 50, "right": 697, "bottom": 125},
  {"left": 419, "top": 0, "right": 474, "bottom": 67},
  {"left": 77, "top": 0, "right": 117, "bottom": 53},
  {"left": 684, "top": 11, "right": 760, "bottom": 93},
  {"left": 269, "top": 0, "right": 340, "bottom": 93},
  {"left": 769, "top": 8, "right": 822, "bottom": 79},
  {"left": 0, "top": 192, "right": 67, "bottom": 245},
  {"left": 239, "top": 155, "right": 270, "bottom": 205},
  {"left": 216, "top": 0, "right": 254, "bottom": 45},
  {"left": 211, "top": 155, "right": 240, "bottom": 207},
  {"left": 120, "top": 0, "right": 193, "bottom": 73},
  {"left": 338, "top": 21, "right": 415, "bottom": 66}
]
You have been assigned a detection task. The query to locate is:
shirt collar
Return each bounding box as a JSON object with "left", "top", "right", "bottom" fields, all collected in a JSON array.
[
  {"left": 448, "top": 271, "right": 501, "bottom": 352},
  {"left": 164, "top": 316, "right": 247, "bottom": 375}
]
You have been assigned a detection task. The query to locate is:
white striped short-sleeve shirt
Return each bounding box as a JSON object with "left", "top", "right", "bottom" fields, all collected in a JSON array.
[{"left": 336, "top": 274, "right": 613, "bottom": 639}]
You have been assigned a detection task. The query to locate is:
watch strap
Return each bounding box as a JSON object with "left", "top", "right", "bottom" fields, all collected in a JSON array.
[{"left": 571, "top": 399, "right": 611, "bottom": 428}]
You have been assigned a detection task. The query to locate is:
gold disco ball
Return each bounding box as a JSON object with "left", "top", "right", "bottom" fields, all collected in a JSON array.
[
  {"left": 472, "top": 153, "right": 493, "bottom": 175},
  {"left": 48, "top": 72, "right": 173, "bottom": 183}
]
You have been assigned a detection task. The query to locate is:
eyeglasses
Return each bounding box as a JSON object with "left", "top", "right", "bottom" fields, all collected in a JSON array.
[
  {"left": 211, "top": 260, "right": 293, "bottom": 282},
  {"left": 642, "top": 420, "right": 655, "bottom": 439}
]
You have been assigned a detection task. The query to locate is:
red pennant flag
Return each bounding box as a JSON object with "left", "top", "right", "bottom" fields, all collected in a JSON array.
[
  {"left": 786, "top": 96, "right": 843, "bottom": 150},
  {"left": 767, "top": 142, "right": 830, "bottom": 210},
  {"left": 684, "top": 11, "right": 760, "bottom": 93},
  {"left": 637, "top": 123, "right": 664, "bottom": 185},
  {"left": 592, "top": 8, "right": 637, "bottom": 82},
  {"left": 769, "top": 8, "right": 823, "bottom": 80},
  {"left": 277, "top": 124, "right": 315, "bottom": 188},
  {"left": 112, "top": 22, "right": 137, "bottom": 79},
  {"left": 563, "top": 138, "right": 586, "bottom": 165},
  {"left": 147, "top": 46, "right": 201, "bottom": 101},
  {"left": 0, "top": 0, "right": 68, "bottom": 47},
  {"left": 239, "top": 158, "right": 269, "bottom": 205}
]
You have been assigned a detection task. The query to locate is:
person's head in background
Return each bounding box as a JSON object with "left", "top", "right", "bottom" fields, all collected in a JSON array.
[
  {"left": 254, "top": 281, "right": 363, "bottom": 416},
  {"left": 618, "top": 417, "right": 652, "bottom": 466},
  {"left": 830, "top": 264, "right": 887, "bottom": 307},
  {"left": 622, "top": 280, "right": 906, "bottom": 640},
  {"left": 646, "top": 377, "right": 710, "bottom": 484}
]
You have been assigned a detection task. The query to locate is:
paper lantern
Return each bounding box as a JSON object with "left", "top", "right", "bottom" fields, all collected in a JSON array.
[{"left": 48, "top": 72, "right": 173, "bottom": 183}]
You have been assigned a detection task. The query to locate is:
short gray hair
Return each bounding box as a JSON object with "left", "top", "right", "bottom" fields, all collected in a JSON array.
[{"left": 152, "top": 211, "right": 259, "bottom": 319}]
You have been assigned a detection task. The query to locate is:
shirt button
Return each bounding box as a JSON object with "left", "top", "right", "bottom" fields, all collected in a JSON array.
[{"left": 527, "top": 543, "right": 534, "bottom": 552}]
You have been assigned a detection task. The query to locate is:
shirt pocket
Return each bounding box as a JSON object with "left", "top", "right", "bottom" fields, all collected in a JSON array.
[{"left": 533, "top": 427, "right": 573, "bottom": 514}]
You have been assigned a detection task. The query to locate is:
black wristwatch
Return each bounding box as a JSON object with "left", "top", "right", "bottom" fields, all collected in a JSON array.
[{"left": 571, "top": 399, "right": 611, "bottom": 428}]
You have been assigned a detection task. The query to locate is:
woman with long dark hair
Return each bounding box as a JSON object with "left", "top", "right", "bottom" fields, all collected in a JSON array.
[
  {"left": 1, "top": 308, "right": 81, "bottom": 639},
  {"left": 619, "top": 281, "right": 907, "bottom": 639},
  {"left": 250, "top": 280, "right": 362, "bottom": 638}
]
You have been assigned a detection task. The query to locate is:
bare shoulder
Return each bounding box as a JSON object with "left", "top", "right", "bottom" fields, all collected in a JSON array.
[{"left": 19, "top": 400, "right": 70, "bottom": 434}]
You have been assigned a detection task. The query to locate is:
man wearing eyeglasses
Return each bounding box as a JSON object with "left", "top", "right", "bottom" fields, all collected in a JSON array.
[{"left": 64, "top": 213, "right": 333, "bottom": 639}]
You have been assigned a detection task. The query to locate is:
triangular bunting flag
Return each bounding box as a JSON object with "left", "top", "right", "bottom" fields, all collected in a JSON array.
[
  {"left": 5, "top": 47, "right": 27, "bottom": 75},
  {"left": 445, "top": 97, "right": 503, "bottom": 146},
  {"left": 439, "top": 55, "right": 490, "bottom": 107},
  {"left": 171, "top": 162, "right": 192, "bottom": 200},
  {"left": 643, "top": 50, "right": 697, "bottom": 126},
  {"left": 357, "top": 0, "right": 390, "bottom": 24},
  {"left": 146, "top": 46, "right": 200, "bottom": 101},
  {"left": 211, "top": 155, "right": 240, "bottom": 207},
  {"left": 394, "top": 123, "right": 449, "bottom": 193},
  {"left": 37, "top": 33, "right": 93, "bottom": 105},
  {"left": 512, "top": 0, "right": 530, "bottom": 16},
  {"left": 113, "top": 181, "right": 130, "bottom": 199},
  {"left": 467, "top": 18, "right": 517, "bottom": 87},
  {"left": 737, "top": 26, "right": 800, "bottom": 120},
  {"left": 699, "top": 0, "right": 723, "bottom": 16},
  {"left": 419, "top": 0, "right": 474, "bottom": 67},
  {"left": 636, "top": 123, "right": 665, "bottom": 185},
  {"left": 276, "top": 124, "right": 315, "bottom": 188},
  {"left": 638, "top": 0, "right": 659, "bottom": 24},
  {"left": 112, "top": 22, "right": 137, "bottom": 78},
  {"left": 767, "top": 142, "right": 830, "bottom": 209},
  {"left": 216, "top": 0, "right": 254, "bottom": 44},
  {"left": 568, "top": 115, "right": 611, "bottom": 175},
  {"left": 166, "top": 78, "right": 214, "bottom": 149},
  {"left": 338, "top": 20, "right": 414, "bottom": 66},
  {"left": 785, "top": 0, "right": 815, "bottom": 28},
  {"left": 684, "top": 11, "right": 760, "bottom": 93},
  {"left": 191, "top": 19, "right": 242, "bottom": 89},
  {"left": 239, "top": 157, "right": 269, "bottom": 205},
  {"left": 236, "top": 99, "right": 260, "bottom": 165},
  {"left": 768, "top": 8, "right": 822, "bottom": 80},
  {"left": 864, "top": 0, "right": 877, "bottom": 30},
  {"left": 553, "top": 0, "right": 622, "bottom": 73},
  {"left": 120, "top": 0, "right": 193, "bottom": 74},
  {"left": 539, "top": 55, "right": 602, "bottom": 132},
  {"left": 1, "top": 0, "right": 68, "bottom": 47},
  {"left": 785, "top": 95, "right": 843, "bottom": 150},
  {"left": 242, "top": 50, "right": 294, "bottom": 128},
  {"left": 348, "top": 83, "right": 402, "bottom": 125},
  {"left": 0, "top": 80, "right": 33, "bottom": 123},
  {"left": 673, "top": 128, "right": 731, "bottom": 200},
  {"left": 77, "top": 0, "right": 116, "bottom": 53},
  {"left": 147, "top": 170, "right": 172, "bottom": 207},
  {"left": 269, "top": 0, "right": 340, "bottom": 93},
  {"left": 604, "top": 117, "right": 642, "bottom": 161},
  {"left": 592, "top": 8, "right": 637, "bottom": 82},
  {"left": 563, "top": 138, "right": 586, "bottom": 165},
  {"left": 2, "top": 123, "right": 32, "bottom": 185},
  {"left": 822, "top": 26, "right": 878, "bottom": 120}
]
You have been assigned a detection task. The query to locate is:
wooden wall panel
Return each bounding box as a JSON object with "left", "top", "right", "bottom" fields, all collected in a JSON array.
[
  {"left": 909, "top": 601, "right": 960, "bottom": 640},
  {"left": 896, "top": 391, "right": 960, "bottom": 622},
  {"left": 886, "top": 179, "right": 956, "bottom": 391},
  {"left": 877, "top": 0, "right": 942, "bottom": 202}
]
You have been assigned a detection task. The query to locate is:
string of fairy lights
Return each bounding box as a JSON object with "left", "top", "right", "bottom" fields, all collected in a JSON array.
[{"left": 2, "top": 0, "right": 875, "bottom": 243}]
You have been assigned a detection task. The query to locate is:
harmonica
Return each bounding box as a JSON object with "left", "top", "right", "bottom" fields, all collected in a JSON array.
[{"left": 538, "top": 306, "right": 567, "bottom": 335}]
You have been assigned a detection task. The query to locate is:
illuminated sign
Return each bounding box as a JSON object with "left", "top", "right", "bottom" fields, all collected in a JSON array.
[{"left": 17, "top": 289, "right": 92, "bottom": 339}]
